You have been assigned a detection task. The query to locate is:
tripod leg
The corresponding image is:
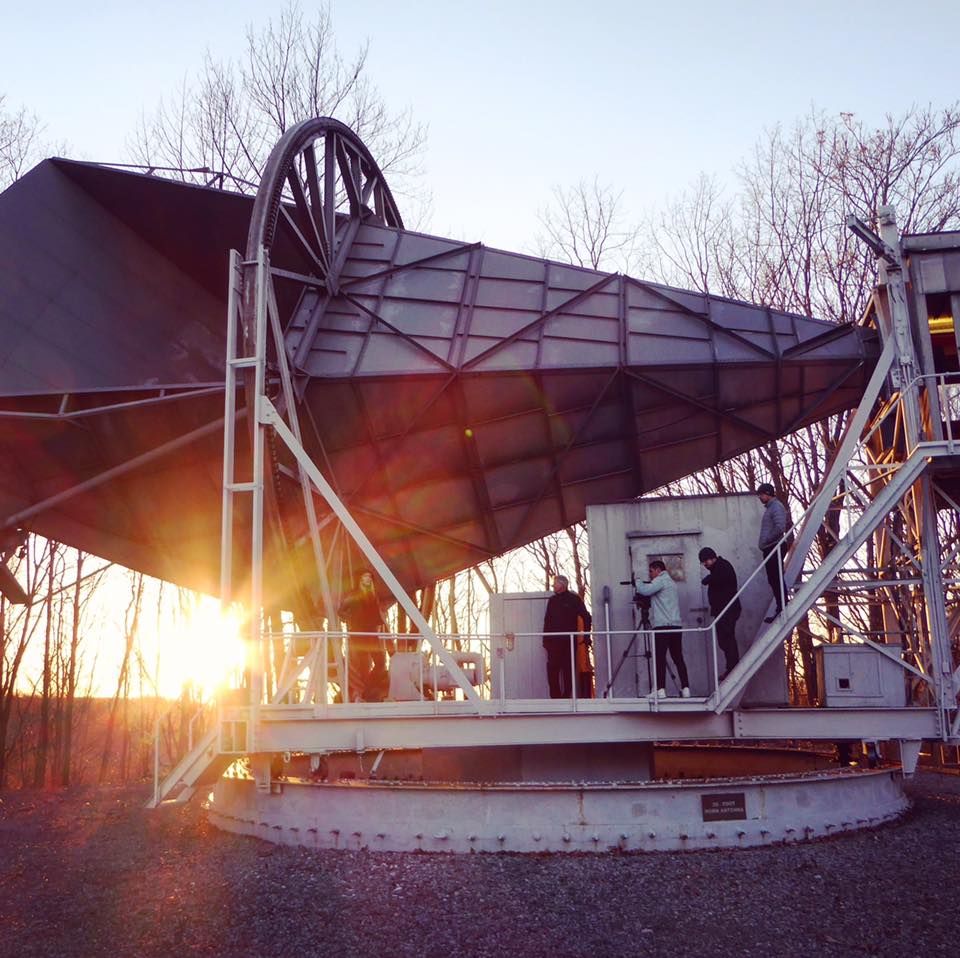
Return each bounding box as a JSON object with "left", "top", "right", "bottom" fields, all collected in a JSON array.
[{"left": 603, "top": 631, "right": 640, "bottom": 697}]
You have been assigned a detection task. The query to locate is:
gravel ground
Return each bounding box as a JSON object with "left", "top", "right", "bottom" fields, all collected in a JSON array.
[{"left": 1, "top": 772, "right": 958, "bottom": 957}]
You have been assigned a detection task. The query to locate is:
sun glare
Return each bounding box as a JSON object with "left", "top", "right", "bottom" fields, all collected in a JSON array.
[{"left": 158, "top": 600, "right": 247, "bottom": 700}]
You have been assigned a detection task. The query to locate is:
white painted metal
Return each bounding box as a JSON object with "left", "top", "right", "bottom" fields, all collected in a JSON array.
[
  {"left": 166, "top": 214, "right": 960, "bottom": 833},
  {"left": 714, "top": 450, "right": 928, "bottom": 712},
  {"left": 219, "top": 249, "right": 242, "bottom": 607},
  {"left": 783, "top": 336, "right": 896, "bottom": 594},
  {"left": 209, "top": 768, "right": 909, "bottom": 854},
  {"left": 488, "top": 593, "right": 553, "bottom": 700},
  {"left": 898, "top": 739, "right": 923, "bottom": 776},
  {"left": 816, "top": 645, "right": 907, "bottom": 708},
  {"left": 241, "top": 704, "right": 938, "bottom": 753},
  {"left": 263, "top": 273, "right": 338, "bottom": 631},
  {"left": 587, "top": 495, "right": 787, "bottom": 704},
  {"left": 259, "top": 396, "right": 480, "bottom": 703},
  {"left": 918, "top": 472, "right": 955, "bottom": 738},
  {"left": 147, "top": 727, "right": 225, "bottom": 809},
  {"left": 248, "top": 248, "right": 269, "bottom": 718},
  {"left": 387, "top": 650, "right": 485, "bottom": 700}
]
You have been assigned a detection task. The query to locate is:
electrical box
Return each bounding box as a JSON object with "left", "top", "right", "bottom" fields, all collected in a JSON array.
[{"left": 815, "top": 644, "right": 906, "bottom": 708}]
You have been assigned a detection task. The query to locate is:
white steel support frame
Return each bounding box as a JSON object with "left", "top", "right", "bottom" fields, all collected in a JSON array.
[
  {"left": 221, "top": 247, "right": 479, "bottom": 710},
  {"left": 713, "top": 448, "right": 930, "bottom": 712},
  {"left": 150, "top": 200, "right": 960, "bottom": 806},
  {"left": 205, "top": 212, "right": 960, "bottom": 779},
  {"left": 221, "top": 248, "right": 268, "bottom": 740},
  {"left": 709, "top": 208, "right": 960, "bottom": 739},
  {"left": 261, "top": 398, "right": 479, "bottom": 704}
]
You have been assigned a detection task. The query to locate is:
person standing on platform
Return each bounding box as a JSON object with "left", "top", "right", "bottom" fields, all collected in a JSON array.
[
  {"left": 698, "top": 547, "right": 741, "bottom": 679},
  {"left": 338, "top": 569, "right": 387, "bottom": 702},
  {"left": 575, "top": 627, "right": 595, "bottom": 699},
  {"left": 542, "top": 575, "right": 592, "bottom": 699},
  {"left": 636, "top": 559, "right": 689, "bottom": 699},
  {"left": 756, "top": 482, "right": 788, "bottom": 622}
]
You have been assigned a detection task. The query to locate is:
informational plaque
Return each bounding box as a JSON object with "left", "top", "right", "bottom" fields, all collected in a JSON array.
[{"left": 701, "top": 792, "right": 747, "bottom": 821}]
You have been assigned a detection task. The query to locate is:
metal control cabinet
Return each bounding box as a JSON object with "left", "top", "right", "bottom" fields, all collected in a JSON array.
[{"left": 816, "top": 644, "right": 907, "bottom": 708}]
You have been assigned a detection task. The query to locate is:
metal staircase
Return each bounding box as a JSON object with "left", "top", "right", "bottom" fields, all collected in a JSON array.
[
  {"left": 713, "top": 448, "right": 930, "bottom": 712},
  {"left": 147, "top": 727, "right": 233, "bottom": 808}
]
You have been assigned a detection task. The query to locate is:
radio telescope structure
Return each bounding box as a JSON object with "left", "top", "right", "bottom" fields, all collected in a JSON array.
[
  {"left": 1, "top": 118, "right": 957, "bottom": 853},
  {"left": 0, "top": 119, "right": 874, "bottom": 605}
]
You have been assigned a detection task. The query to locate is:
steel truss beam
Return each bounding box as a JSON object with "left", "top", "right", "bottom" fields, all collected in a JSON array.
[
  {"left": 240, "top": 704, "right": 937, "bottom": 753},
  {"left": 260, "top": 396, "right": 480, "bottom": 703},
  {"left": 714, "top": 450, "right": 929, "bottom": 712},
  {"left": 708, "top": 208, "right": 960, "bottom": 739},
  {"left": 222, "top": 244, "right": 481, "bottom": 708}
]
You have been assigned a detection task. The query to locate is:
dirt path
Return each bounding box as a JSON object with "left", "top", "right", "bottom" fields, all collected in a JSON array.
[{"left": 1, "top": 773, "right": 958, "bottom": 957}]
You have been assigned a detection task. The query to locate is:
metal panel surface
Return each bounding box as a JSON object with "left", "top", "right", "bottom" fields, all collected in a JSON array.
[{"left": 0, "top": 159, "right": 879, "bottom": 602}]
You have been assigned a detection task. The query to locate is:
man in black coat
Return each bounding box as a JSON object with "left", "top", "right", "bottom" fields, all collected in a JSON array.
[
  {"left": 699, "top": 547, "right": 741, "bottom": 679},
  {"left": 542, "top": 575, "right": 592, "bottom": 699},
  {"left": 338, "top": 569, "right": 387, "bottom": 702}
]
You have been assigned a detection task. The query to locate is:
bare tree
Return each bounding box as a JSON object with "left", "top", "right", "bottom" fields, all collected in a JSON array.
[
  {"left": 649, "top": 106, "right": 960, "bottom": 321},
  {"left": 648, "top": 106, "right": 960, "bottom": 701},
  {"left": 98, "top": 572, "right": 144, "bottom": 784},
  {"left": 535, "top": 177, "right": 641, "bottom": 273},
  {"left": 0, "top": 95, "right": 48, "bottom": 190},
  {"left": 0, "top": 544, "right": 47, "bottom": 787},
  {"left": 32, "top": 541, "right": 61, "bottom": 787},
  {"left": 56, "top": 552, "right": 83, "bottom": 785},
  {"left": 130, "top": 2, "right": 427, "bottom": 212}
]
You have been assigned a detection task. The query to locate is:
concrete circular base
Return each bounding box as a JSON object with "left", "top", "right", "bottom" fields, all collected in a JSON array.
[{"left": 208, "top": 763, "right": 908, "bottom": 854}]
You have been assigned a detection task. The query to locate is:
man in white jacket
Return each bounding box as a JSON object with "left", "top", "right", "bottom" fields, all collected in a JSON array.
[{"left": 635, "top": 559, "right": 690, "bottom": 699}]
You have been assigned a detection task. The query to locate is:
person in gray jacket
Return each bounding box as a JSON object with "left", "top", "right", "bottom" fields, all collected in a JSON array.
[
  {"left": 635, "top": 559, "right": 690, "bottom": 699},
  {"left": 757, "top": 482, "right": 788, "bottom": 621}
]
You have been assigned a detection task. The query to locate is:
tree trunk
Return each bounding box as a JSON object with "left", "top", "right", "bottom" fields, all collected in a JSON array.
[
  {"left": 60, "top": 552, "right": 83, "bottom": 785},
  {"left": 33, "top": 543, "right": 56, "bottom": 788},
  {"left": 795, "top": 613, "right": 819, "bottom": 705},
  {"left": 447, "top": 576, "right": 459, "bottom": 637},
  {"left": 99, "top": 573, "right": 143, "bottom": 784}
]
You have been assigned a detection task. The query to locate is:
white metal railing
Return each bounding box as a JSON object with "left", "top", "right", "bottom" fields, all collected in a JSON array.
[
  {"left": 244, "top": 623, "right": 732, "bottom": 713},
  {"left": 212, "top": 371, "right": 960, "bottom": 729}
]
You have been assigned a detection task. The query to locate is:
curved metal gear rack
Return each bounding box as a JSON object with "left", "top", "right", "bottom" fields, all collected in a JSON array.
[
  {"left": 245, "top": 116, "right": 403, "bottom": 279},
  {"left": 238, "top": 118, "right": 405, "bottom": 640}
]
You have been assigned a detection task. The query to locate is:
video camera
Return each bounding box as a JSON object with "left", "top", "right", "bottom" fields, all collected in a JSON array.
[{"left": 619, "top": 569, "right": 653, "bottom": 629}]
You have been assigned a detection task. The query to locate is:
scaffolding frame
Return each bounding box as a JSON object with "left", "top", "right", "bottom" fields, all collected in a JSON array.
[{"left": 150, "top": 198, "right": 960, "bottom": 804}]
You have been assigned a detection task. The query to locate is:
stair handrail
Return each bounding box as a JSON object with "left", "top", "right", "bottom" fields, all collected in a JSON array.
[
  {"left": 712, "top": 448, "right": 929, "bottom": 712},
  {"left": 151, "top": 687, "right": 217, "bottom": 808},
  {"left": 704, "top": 368, "right": 960, "bottom": 635}
]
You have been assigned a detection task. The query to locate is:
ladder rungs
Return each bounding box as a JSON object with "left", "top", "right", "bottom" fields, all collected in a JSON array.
[
  {"left": 226, "top": 481, "right": 258, "bottom": 492},
  {"left": 228, "top": 357, "right": 259, "bottom": 368}
]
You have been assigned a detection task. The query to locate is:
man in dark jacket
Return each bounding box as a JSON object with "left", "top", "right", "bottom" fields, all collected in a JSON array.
[
  {"left": 542, "top": 575, "right": 592, "bottom": 699},
  {"left": 699, "top": 547, "right": 741, "bottom": 678},
  {"left": 756, "top": 482, "right": 789, "bottom": 621},
  {"left": 338, "top": 569, "right": 387, "bottom": 702}
]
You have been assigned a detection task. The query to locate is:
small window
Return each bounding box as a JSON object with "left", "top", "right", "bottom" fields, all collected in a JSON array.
[
  {"left": 838, "top": 677, "right": 851, "bottom": 690},
  {"left": 647, "top": 553, "right": 685, "bottom": 582}
]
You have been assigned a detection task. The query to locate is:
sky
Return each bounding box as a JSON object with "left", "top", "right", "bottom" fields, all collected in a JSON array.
[{"left": 5, "top": 0, "right": 960, "bottom": 255}]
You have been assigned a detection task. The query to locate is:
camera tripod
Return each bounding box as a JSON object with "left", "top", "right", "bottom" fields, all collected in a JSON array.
[{"left": 602, "top": 585, "right": 678, "bottom": 699}]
